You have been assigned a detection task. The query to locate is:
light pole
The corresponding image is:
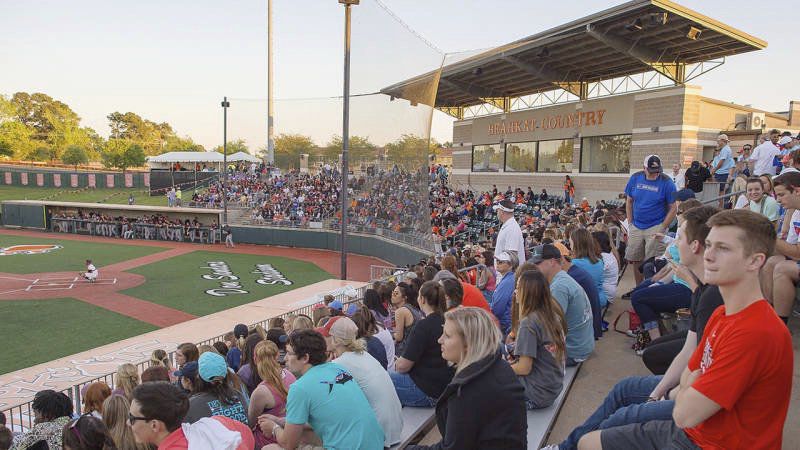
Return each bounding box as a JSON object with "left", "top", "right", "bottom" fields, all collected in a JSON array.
[
  {"left": 339, "top": 0, "right": 358, "bottom": 280},
  {"left": 221, "top": 96, "right": 230, "bottom": 224},
  {"left": 267, "top": 0, "right": 275, "bottom": 165}
]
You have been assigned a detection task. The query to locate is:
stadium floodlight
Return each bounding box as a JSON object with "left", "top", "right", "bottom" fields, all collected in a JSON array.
[
  {"left": 221, "top": 97, "right": 230, "bottom": 224},
  {"left": 338, "top": 0, "right": 358, "bottom": 280}
]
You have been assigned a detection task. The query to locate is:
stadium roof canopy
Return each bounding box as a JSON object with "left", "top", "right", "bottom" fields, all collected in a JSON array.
[{"left": 380, "top": 0, "right": 766, "bottom": 116}]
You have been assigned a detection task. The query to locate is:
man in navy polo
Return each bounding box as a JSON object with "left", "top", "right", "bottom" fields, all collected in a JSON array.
[{"left": 625, "top": 154, "right": 677, "bottom": 284}]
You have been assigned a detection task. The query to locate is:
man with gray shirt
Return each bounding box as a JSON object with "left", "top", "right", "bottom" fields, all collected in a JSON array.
[{"left": 530, "top": 244, "right": 595, "bottom": 365}]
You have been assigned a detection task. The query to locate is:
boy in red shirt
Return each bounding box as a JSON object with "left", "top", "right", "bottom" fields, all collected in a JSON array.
[{"left": 579, "top": 209, "right": 793, "bottom": 450}]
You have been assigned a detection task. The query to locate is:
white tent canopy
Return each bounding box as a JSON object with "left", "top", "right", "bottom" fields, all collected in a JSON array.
[
  {"left": 146, "top": 151, "right": 224, "bottom": 164},
  {"left": 227, "top": 151, "right": 261, "bottom": 163}
]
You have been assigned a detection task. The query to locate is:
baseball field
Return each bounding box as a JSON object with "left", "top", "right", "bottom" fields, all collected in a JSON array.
[{"left": 0, "top": 230, "right": 335, "bottom": 375}]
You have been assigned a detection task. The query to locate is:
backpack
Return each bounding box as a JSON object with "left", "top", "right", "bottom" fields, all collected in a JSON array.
[{"left": 613, "top": 309, "right": 650, "bottom": 351}]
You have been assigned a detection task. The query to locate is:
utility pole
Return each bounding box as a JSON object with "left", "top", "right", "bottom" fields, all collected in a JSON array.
[
  {"left": 267, "top": 0, "right": 275, "bottom": 165},
  {"left": 338, "top": 0, "right": 358, "bottom": 280}
]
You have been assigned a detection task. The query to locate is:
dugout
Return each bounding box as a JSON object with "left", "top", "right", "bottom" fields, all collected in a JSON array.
[
  {"left": 382, "top": 0, "right": 799, "bottom": 201},
  {"left": 0, "top": 200, "right": 223, "bottom": 230}
]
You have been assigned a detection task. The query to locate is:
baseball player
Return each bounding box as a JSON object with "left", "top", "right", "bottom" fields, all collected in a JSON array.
[{"left": 80, "top": 259, "right": 98, "bottom": 282}]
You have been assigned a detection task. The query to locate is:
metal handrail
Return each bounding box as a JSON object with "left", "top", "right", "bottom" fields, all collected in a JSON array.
[{"left": 1, "top": 270, "right": 413, "bottom": 433}]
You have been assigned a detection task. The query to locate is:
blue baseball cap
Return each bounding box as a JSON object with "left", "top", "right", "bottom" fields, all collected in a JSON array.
[
  {"left": 198, "top": 352, "right": 228, "bottom": 382},
  {"left": 671, "top": 188, "right": 696, "bottom": 202},
  {"left": 329, "top": 299, "right": 343, "bottom": 311},
  {"left": 173, "top": 361, "right": 198, "bottom": 379}
]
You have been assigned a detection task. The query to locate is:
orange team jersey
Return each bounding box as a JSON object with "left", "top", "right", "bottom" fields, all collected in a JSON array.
[
  {"left": 685, "top": 300, "right": 793, "bottom": 450},
  {"left": 460, "top": 281, "right": 491, "bottom": 313}
]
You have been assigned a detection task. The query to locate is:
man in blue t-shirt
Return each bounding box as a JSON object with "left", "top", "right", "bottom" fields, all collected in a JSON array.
[
  {"left": 624, "top": 154, "right": 677, "bottom": 284},
  {"left": 530, "top": 244, "right": 595, "bottom": 365},
  {"left": 256, "top": 329, "right": 384, "bottom": 449}
]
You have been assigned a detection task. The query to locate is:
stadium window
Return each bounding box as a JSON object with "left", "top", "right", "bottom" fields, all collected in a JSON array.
[
  {"left": 504, "top": 141, "right": 537, "bottom": 172},
  {"left": 537, "top": 139, "right": 573, "bottom": 173},
  {"left": 580, "top": 134, "right": 631, "bottom": 173},
  {"left": 471, "top": 144, "right": 503, "bottom": 172}
]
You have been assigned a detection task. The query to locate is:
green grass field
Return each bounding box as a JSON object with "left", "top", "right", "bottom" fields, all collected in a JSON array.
[
  {"left": 0, "top": 234, "right": 167, "bottom": 274},
  {"left": 0, "top": 185, "right": 169, "bottom": 206},
  {"left": 0, "top": 298, "right": 157, "bottom": 374},
  {"left": 123, "top": 250, "right": 331, "bottom": 316}
]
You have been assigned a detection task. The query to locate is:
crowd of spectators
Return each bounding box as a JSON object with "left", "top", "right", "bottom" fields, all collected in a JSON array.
[{"left": 5, "top": 132, "right": 799, "bottom": 449}]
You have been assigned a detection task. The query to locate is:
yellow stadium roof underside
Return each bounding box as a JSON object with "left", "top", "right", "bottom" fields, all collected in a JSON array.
[{"left": 380, "top": 0, "right": 766, "bottom": 117}]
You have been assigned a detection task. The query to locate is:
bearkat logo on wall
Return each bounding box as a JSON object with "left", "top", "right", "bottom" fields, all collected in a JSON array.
[{"left": 0, "top": 244, "right": 63, "bottom": 256}]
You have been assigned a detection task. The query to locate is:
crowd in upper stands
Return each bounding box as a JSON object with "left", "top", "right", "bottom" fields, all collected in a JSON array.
[{"left": 2, "top": 130, "right": 798, "bottom": 450}]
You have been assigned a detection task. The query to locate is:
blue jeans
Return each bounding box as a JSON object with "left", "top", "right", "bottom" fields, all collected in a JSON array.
[
  {"left": 558, "top": 376, "right": 674, "bottom": 450},
  {"left": 390, "top": 371, "right": 436, "bottom": 407},
  {"left": 630, "top": 280, "right": 692, "bottom": 330}
]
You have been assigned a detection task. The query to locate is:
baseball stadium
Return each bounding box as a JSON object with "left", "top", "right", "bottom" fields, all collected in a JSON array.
[{"left": 0, "top": 1, "right": 798, "bottom": 449}]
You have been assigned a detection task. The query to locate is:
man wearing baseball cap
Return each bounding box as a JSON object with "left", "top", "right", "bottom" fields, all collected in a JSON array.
[
  {"left": 711, "top": 134, "right": 734, "bottom": 192},
  {"left": 624, "top": 154, "right": 677, "bottom": 284},
  {"left": 493, "top": 198, "right": 526, "bottom": 264}
]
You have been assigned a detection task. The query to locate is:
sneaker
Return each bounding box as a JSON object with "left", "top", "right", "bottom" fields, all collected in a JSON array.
[
  {"left": 540, "top": 445, "right": 560, "bottom": 450},
  {"left": 635, "top": 348, "right": 645, "bottom": 356}
]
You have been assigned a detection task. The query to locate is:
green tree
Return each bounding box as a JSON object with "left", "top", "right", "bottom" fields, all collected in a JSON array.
[
  {"left": 11, "top": 92, "right": 80, "bottom": 141},
  {"left": 385, "top": 134, "right": 439, "bottom": 167},
  {"left": 123, "top": 144, "right": 146, "bottom": 171},
  {"left": 29, "top": 146, "right": 51, "bottom": 162},
  {"left": 163, "top": 135, "right": 205, "bottom": 152},
  {"left": 323, "top": 135, "right": 376, "bottom": 160},
  {"left": 61, "top": 145, "right": 89, "bottom": 169},
  {"left": 107, "top": 111, "right": 179, "bottom": 155},
  {"left": 212, "top": 139, "right": 249, "bottom": 155},
  {"left": 0, "top": 141, "right": 12, "bottom": 158},
  {"left": 273, "top": 133, "right": 316, "bottom": 169},
  {"left": 0, "top": 121, "right": 37, "bottom": 158}
]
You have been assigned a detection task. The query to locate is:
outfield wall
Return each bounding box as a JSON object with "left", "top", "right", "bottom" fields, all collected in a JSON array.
[
  {"left": 0, "top": 166, "right": 150, "bottom": 189},
  {"left": 231, "top": 225, "right": 429, "bottom": 267}
]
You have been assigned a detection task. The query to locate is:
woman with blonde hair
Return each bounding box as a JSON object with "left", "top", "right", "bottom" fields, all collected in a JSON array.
[
  {"left": 111, "top": 363, "right": 139, "bottom": 401},
  {"left": 149, "top": 349, "right": 169, "bottom": 368},
  {"left": 290, "top": 315, "right": 313, "bottom": 331},
  {"left": 249, "top": 340, "right": 296, "bottom": 448},
  {"left": 82, "top": 381, "right": 111, "bottom": 419},
  {"left": 511, "top": 270, "right": 566, "bottom": 409},
  {"left": 421, "top": 307, "right": 526, "bottom": 449},
  {"left": 102, "top": 395, "right": 150, "bottom": 450}
]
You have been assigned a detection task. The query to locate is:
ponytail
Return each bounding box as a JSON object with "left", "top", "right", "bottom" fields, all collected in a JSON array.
[{"left": 419, "top": 280, "right": 447, "bottom": 314}]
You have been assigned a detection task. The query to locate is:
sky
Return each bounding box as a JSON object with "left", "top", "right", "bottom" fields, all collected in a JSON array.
[{"left": 1, "top": 0, "right": 797, "bottom": 151}]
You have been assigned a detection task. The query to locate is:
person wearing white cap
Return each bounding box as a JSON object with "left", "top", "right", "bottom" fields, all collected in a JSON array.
[
  {"left": 710, "top": 134, "right": 734, "bottom": 192},
  {"left": 322, "top": 316, "right": 403, "bottom": 448},
  {"left": 493, "top": 198, "right": 526, "bottom": 266},
  {"left": 624, "top": 155, "right": 677, "bottom": 285},
  {"left": 748, "top": 129, "right": 782, "bottom": 176}
]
